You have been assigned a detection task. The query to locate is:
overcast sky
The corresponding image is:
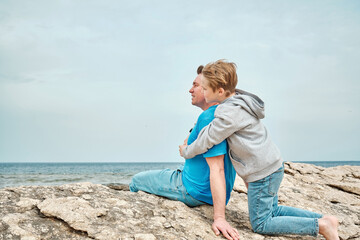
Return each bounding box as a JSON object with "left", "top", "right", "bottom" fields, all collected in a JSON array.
[{"left": 0, "top": 0, "right": 359, "bottom": 163}]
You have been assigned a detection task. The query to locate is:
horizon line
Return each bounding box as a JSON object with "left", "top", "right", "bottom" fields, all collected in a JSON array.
[{"left": 1, "top": 160, "right": 360, "bottom": 164}]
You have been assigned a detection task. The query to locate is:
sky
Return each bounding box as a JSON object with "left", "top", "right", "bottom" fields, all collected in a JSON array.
[{"left": 0, "top": 0, "right": 359, "bottom": 163}]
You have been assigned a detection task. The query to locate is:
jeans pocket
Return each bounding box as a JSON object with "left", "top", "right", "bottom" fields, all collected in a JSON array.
[{"left": 268, "top": 168, "right": 284, "bottom": 196}]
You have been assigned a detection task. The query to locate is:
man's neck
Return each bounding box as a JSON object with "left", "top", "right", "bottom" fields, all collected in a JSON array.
[{"left": 201, "top": 102, "right": 218, "bottom": 111}]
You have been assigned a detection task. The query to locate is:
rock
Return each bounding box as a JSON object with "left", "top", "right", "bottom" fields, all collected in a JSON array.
[
  {"left": 38, "top": 197, "right": 108, "bottom": 237},
  {"left": 106, "top": 183, "right": 130, "bottom": 191},
  {"left": 327, "top": 182, "right": 360, "bottom": 196},
  {"left": 16, "top": 197, "right": 41, "bottom": 212},
  {"left": 0, "top": 163, "right": 359, "bottom": 240},
  {"left": 134, "top": 233, "right": 157, "bottom": 240},
  {"left": 232, "top": 176, "right": 247, "bottom": 194}
]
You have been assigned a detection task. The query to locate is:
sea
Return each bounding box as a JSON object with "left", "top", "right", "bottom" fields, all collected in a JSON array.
[{"left": 1, "top": 161, "right": 359, "bottom": 189}]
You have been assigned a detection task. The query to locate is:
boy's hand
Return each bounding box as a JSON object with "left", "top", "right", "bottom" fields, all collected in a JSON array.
[
  {"left": 179, "top": 144, "right": 187, "bottom": 157},
  {"left": 183, "top": 135, "right": 189, "bottom": 145},
  {"left": 212, "top": 218, "right": 239, "bottom": 240}
]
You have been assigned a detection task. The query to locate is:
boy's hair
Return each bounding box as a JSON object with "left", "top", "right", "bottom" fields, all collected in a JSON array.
[{"left": 202, "top": 59, "right": 237, "bottom": 96}]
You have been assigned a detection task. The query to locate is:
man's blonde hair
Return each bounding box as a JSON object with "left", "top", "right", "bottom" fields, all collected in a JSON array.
[{"left": 202, "top": 59, "right": 237, "bottom": 96}]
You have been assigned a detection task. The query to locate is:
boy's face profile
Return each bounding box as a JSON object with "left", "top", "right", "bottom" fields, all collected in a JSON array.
[{"left": 200, "top": 76, "right": 224, "bottom": 104}]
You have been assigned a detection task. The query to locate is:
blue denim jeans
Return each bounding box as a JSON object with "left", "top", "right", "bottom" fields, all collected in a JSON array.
[
  {"left": 247, "top": 164, "right": 323, "bottom": 236},
  {"left": 129, "top": 166, "right": 205, "bottom": 207}
]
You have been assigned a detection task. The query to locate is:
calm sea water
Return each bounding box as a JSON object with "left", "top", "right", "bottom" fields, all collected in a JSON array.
[{"left": 1, "top": 161, "right": 359, "bottom": 189}]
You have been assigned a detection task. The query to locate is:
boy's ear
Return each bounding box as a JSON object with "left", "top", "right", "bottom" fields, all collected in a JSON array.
[{"left": 218, "top": 87, "right": 225, "bottom": 95}]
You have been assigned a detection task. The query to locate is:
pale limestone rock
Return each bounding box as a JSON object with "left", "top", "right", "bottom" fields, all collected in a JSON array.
[
  {"left": 232, "top": 175, "right": 247, "bottom": 194},
  {"left": 38, "top": 197, "right": 108, "bottom": 228},
  {"left": 2, "top": 213, "right": 40, "bottom": 240},
  {"left": 353, "top": 170, "right": 360, "bottom": 179},
  {"left": 82, "top": 194, "right": 92, "bottom": 200},
  {"left": 327, "top": 182, "right": 360, "bottom": 196},
  {"left": 16, "top": 197, "right": 40, "bottom": 212},
  {"left": 134, "top": 233, "right": 157, "bottom": 240},
  {"left": 1, "top": 163, "right": 359, "bottom": 240},
  {"left": 104, "top": 197, "right": 128, "bottom": 206}
]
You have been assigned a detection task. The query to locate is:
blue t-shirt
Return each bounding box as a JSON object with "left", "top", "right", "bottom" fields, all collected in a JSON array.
[{"left": 182, "top": 105, "right": 236, "bottom": 205}]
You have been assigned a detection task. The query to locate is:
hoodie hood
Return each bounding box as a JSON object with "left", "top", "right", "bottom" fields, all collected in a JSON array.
[{"left": 222, "top": 89, "right": 265, "bottom": 119}]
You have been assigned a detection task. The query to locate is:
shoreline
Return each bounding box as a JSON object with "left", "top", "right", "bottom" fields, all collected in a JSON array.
[{"left": 1, "top": 161, "right": 360, "bottom": 189}]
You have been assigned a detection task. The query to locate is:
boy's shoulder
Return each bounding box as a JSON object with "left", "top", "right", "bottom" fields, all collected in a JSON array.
[{"left": 215, "top": 100, "right": 238, "bottom": 114}]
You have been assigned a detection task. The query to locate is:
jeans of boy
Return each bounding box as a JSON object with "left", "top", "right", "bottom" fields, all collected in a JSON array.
[
  {"left": 247, "top": 164, "right": 323, "bottom": 236},
  {"left": 129, "top": 166, "right": 205, "bottom": 207}
]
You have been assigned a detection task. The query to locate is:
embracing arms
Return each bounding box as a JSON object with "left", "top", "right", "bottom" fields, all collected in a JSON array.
[{"left": 180, "top": 112, "right": 240, "bottom": 159}]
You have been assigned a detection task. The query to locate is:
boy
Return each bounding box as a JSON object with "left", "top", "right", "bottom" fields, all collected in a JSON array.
[{"left": 179, "top": 60, "right": 339, "bottom": 240}]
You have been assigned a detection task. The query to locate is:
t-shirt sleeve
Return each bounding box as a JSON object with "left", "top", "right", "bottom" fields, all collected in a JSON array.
[{"left": 195, "top": 115, "right": 227, "bottom": 158}]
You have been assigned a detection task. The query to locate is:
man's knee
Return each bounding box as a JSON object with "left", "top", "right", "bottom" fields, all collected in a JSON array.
[
  {"left": 129, "top": 180, "right": 137, "bottom": 192},
  {"left": 129, "top": 170, "right": 161, "bottom": 192},
  {"left": 129, "top": 172, "right": 143, "bottom": 192}
]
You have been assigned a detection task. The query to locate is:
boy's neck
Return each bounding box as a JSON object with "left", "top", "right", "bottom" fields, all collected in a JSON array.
[{"left": 217, "top": 92, "right": 236, "bottom": 103}]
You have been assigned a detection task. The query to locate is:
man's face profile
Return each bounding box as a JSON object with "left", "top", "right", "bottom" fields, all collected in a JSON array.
[{"left": 189, "top": 74, "right": 206, "bottom": 108}]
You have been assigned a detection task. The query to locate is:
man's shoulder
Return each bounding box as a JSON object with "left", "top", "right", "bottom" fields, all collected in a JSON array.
[
  {"left": 194, "top": 106, "right": 217, "bottom": 130},
  {"left": 198, "top": 105, "right": 217, "bottom": 121}
]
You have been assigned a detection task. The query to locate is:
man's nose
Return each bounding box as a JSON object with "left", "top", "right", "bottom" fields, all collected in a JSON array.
[{"left": 189, "top": 87, "right": 194, "bottom": 93}]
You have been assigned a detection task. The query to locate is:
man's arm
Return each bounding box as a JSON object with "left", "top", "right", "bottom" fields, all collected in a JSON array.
[
  {"left": 206, "top": 155, "right": 239, "bottom": 240},
  {"left": 181, "top": 113, "right": 240, "bottom": 159}
]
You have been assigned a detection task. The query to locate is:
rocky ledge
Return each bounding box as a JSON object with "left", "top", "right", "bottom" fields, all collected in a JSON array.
[{"left": 1, "top": 162, "right": 359, "bottom": 240}]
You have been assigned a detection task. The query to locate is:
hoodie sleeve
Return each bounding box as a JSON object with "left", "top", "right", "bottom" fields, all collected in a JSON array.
[{"left": 182, "top": 105, "right": 241, "bottom": 159}]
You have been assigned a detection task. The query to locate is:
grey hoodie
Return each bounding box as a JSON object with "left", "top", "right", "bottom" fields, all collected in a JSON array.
[{"left": 182, "top": 89, "right": 283, "bottom": 183}]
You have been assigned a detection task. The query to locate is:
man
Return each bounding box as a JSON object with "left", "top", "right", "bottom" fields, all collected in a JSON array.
[{"left": 129, "top": 66, "right": 239, "bottom": 240}]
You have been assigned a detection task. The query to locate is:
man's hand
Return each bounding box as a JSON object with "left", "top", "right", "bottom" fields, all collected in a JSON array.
[
  {"left": 179, "top": 144, "right": 187, "bottom": 157},
  {"left": 212, "top": 218, "right": 239, "bottom": 240}
]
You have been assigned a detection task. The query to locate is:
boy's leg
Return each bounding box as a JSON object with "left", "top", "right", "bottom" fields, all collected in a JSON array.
[
  {"left": 248, "top": 165, "right": 320, "bottom": 236},
  {"left": 274, "top": 204, "right": 322, "bottom": 219},
  {"left": 129, "top": 167, "right": 205, "bottom": 207}
]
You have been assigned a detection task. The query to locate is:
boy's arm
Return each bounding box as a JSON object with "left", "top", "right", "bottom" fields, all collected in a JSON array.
[
  {"left": 206, "top": 155, "right": 239, "bottom": 240},
  {"left": 181, "top": 113, "right": 239, "bottom": 159}
]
